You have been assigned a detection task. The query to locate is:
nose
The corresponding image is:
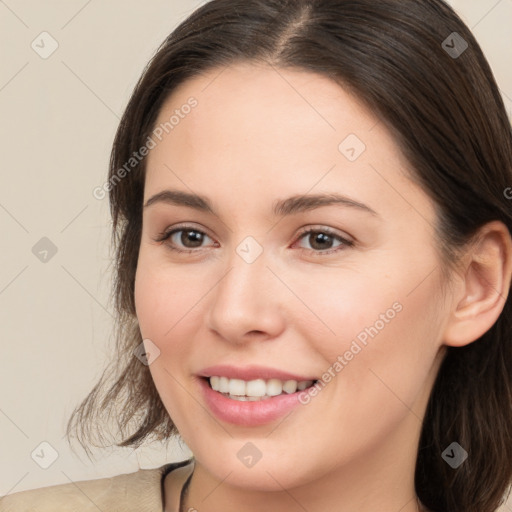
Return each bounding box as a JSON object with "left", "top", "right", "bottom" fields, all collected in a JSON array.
[{"left": 205, "top": 243, "right": 286, "bottom": 344}]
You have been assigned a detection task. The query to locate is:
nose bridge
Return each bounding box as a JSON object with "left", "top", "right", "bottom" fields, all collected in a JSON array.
[{"left": 206, "top": 237, "right": 285, "bottom": 341}]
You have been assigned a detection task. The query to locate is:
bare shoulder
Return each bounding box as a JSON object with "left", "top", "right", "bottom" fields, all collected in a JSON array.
[{"left": 0, "top": 466, "right": 165, "bottom": 512}]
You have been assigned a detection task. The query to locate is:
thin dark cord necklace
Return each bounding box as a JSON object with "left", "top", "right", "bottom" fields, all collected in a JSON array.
[{"left": 179, "top": 467, "right": 193, "bottom": 512}]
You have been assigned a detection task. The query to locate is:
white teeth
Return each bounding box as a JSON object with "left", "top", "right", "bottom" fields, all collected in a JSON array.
[
  {"left": 208, "top": 376, "right": 315, "bottom": 398},
  {"left": 246, "top": 379, "right": 266, "bottom": 397},
  {"left": 210, "top": 376, "right": 220, "bottom": 390},
  {"left": 228, "top": 378, "right": 246, "bottom": 396},
  {"left": 282, "top": 380, "right": 299, "bottom": 394},
  {"left": 297, "top": 380, "right": 312, "bottom": 391},
  {"left": 219, "top": 376, "right": 230, "bottom": 393},
  {"left": 228, "top": 395, "right": 272, "bottom": 401},
  {"left": 267, "top": 378, "right": 283, "bottom": 396}
]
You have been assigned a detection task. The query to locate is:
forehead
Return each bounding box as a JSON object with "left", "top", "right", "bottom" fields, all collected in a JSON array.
[
  {"left": 150, "top": 62, "right": 377, "bottom": 159},
  {"left": 143, "top": 62, "right": 432, "bottom": 224},
  {"left": 150, "top": 63, "right": 390, "bottom": 167}
]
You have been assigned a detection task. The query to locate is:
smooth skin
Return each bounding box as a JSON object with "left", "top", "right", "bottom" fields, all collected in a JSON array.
[{"left": 134, "top": 62, "right": 512, "bottom": 512}]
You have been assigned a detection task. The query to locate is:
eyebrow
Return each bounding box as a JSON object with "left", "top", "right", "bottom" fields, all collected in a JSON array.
[{"left": 143, "top": 189, "right": 378, "bottom": 217}]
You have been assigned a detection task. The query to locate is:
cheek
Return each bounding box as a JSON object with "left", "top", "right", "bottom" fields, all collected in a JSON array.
[
  {"left": 322, "top": 279, "right": 442, "bottom": 437},
  {"left": 289, "top": 259, "right": 443, "bottom": 413},
  {"left": 133, "top": 253, "right": 205, "bottom": 424},
  {"left": 281, "top": 262, "right": 406, "bottom": 353},
  {"left": 134, "top": 249, "right": 202, "bottom": 342}
]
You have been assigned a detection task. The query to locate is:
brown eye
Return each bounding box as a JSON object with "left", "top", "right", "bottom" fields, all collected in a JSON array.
[
  {"left": 307, "top": 232, "right": 336, "bottom": 251},
  {"left": 176, "top": 229, "right": 206, "bottom": 248},
  {"left": 295, "top": 228, "right": 353, "bottom": 255},
  {"left": 155, "top": 226, "right": 215, "bottom": 253}
]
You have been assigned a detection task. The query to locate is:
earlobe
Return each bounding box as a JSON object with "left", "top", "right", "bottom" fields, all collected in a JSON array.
[{"left": 443, "top": 221, "right": 512, "bottom": 347}]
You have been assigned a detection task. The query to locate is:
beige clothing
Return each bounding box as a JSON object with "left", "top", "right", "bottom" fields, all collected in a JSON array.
[{"left": 0, "top": 458, "right": 194, "bottom": 512}]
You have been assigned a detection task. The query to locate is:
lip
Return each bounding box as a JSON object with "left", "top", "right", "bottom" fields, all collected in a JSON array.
[
  {"left": 197, "top": 364, "right": 318, "bottom": 382},
  {"left": 198, "top": 376, "right": 312, "bottom": 426}
]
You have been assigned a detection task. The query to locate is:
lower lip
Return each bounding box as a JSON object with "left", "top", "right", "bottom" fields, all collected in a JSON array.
[{"left": 198, "top": 377, "right": 310, "bottom": 426}]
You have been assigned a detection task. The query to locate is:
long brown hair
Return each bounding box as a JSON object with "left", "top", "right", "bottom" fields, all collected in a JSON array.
[{"left": 66, "top": 1, "right": 512, "bottom": 510}]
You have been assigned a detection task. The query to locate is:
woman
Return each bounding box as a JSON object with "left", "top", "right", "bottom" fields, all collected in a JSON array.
[{"left": 2, "top": 0, "right": 511, "bottom": 511}]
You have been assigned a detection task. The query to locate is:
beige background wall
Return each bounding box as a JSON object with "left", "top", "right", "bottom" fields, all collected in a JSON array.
[{"left": 1, "top": 0, "right": 511, "bottom": 507}]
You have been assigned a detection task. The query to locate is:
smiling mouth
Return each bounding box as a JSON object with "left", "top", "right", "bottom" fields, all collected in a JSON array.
[{"left": 202, "top": 376, "right": 319, "bottom": 401}]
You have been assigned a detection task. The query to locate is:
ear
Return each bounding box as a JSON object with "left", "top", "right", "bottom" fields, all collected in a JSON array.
[{"left": 443, "top": 221, "right": 512, "bottom": 347}]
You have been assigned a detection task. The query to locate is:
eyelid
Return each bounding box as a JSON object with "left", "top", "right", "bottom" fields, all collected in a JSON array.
[
  {"left": 155, "top": 222, "right": 214, "bottom": 239},
  {"left": 294, "top": 225, "right": 353, "bottom": 244}
]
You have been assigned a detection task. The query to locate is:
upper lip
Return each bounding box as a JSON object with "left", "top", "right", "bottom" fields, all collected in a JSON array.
[{"left": 198, "top": 364, "right": 318, "bottom": 382}]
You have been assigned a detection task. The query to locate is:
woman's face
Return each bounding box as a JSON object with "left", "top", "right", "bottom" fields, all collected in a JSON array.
[{"left": 135, "top": 62, "right": 450, "bottom": 492}]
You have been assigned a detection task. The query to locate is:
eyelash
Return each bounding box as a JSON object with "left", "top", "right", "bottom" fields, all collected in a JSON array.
[{"left": 153, "top": 224, "right": 354, "bottom": 256}]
